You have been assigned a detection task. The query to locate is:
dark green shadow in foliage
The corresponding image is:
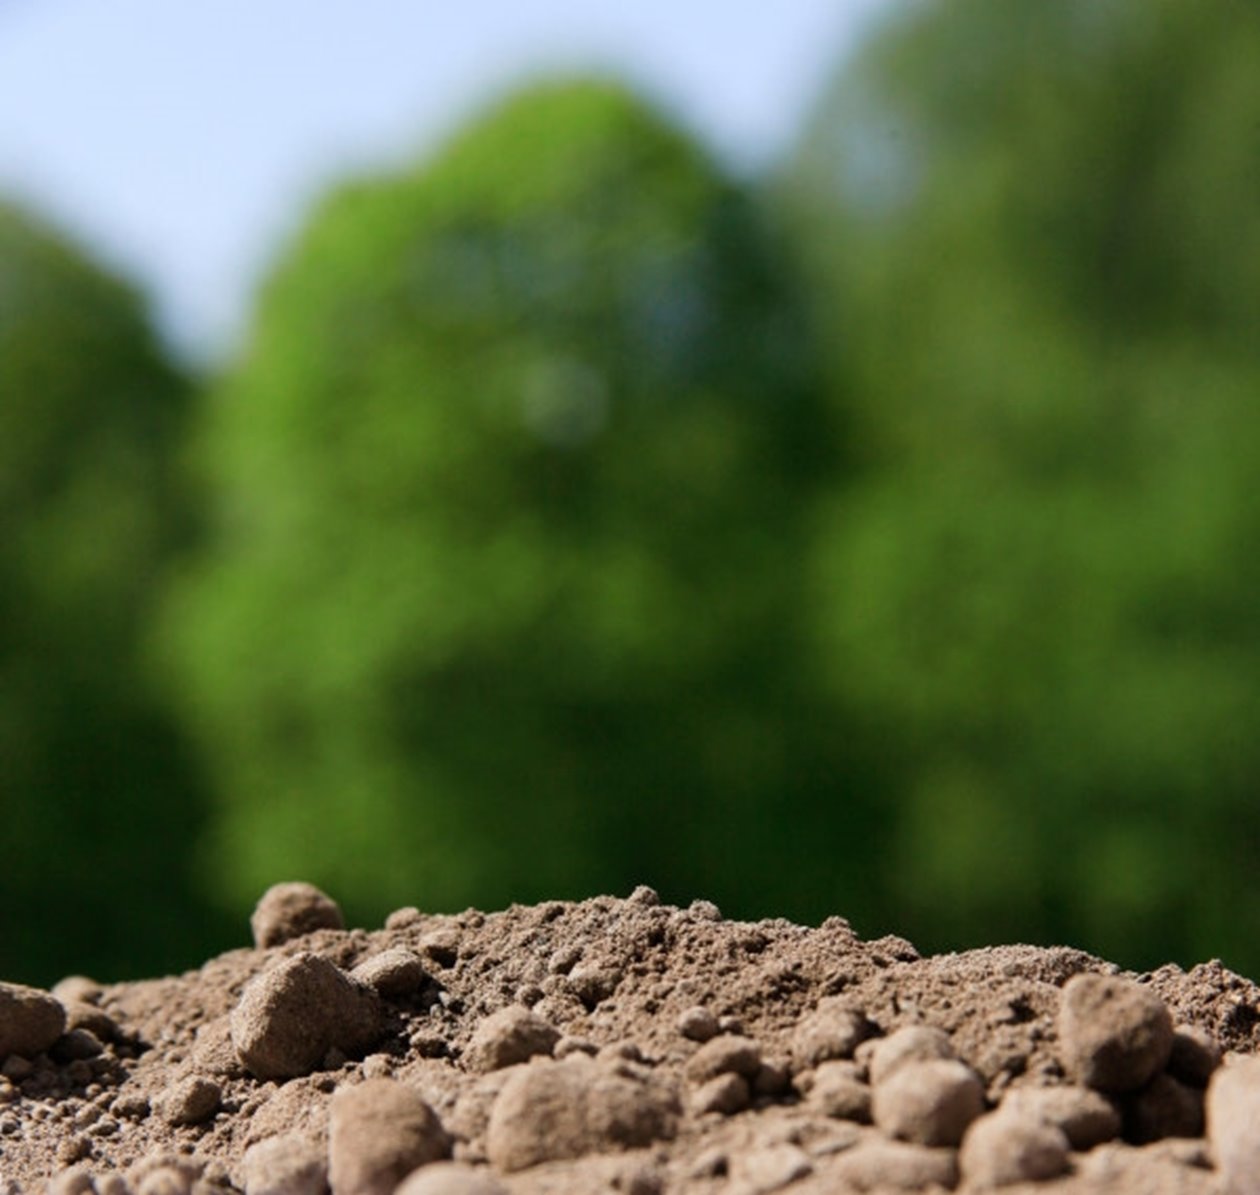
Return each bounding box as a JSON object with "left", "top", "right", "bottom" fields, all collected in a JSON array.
[
  {"left": 785, "top": 0, "right": 1260, "bottom": 975},
  {"left": 0, "top": 200, "right": 233, "bottom": 986},
  {"left": 164, "top": 78, "right": 893, "bottom": 936}
]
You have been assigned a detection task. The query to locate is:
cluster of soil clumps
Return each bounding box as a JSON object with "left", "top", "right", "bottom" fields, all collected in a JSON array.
[{"left": 2, "top": 882, "right": 1259, "bottom": 1194}]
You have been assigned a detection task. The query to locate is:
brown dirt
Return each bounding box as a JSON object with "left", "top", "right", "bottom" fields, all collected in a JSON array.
[{"left": 2, "top": 884, "right": 1258, "bottom": 1194}]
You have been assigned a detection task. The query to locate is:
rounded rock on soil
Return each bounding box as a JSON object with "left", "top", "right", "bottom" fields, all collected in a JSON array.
[
  {"left": 395, "top": 1162, "right": 508, "bottom": 1195},
  {"left": 684, "top": 1035, "right": 762, "bottom": 1084},
  {"left": 249, "top": 882, "right": 344, "bottom": 948},
  {"left": 997, "top": 1084, "right": 1120, "bottom": 1150},
  {"left": 810, "top": 1061, "right": 872, "bottom": 1123},
  {"left": 240, "top": 1132, "right": 327, "bottom": 1195},
  {"left": 230, "top": 952, "right": 382, "bottom": 1081},
  {"left": 959, "top": 1112, "right": 1070, "bottom": 1188},
  {"left": 829, "top": 1139, "right": 960, "bottom": 1191},
  {"left": 1126, "top": 1071, "right": 1204, "bottom": 1143},
  {"left": 872, "top": 1058, "right": 985, "bottom": 1148},
  {"left": 1206, "top": 1055, "right": 1260, "bottom": 1195},
  {"left": 136, "top": 1168, "right": 190, "bottom": 1195},
  {"left": 1056, "top": 973, "right": 1173, "bottom": 1093},
  {"left": 689, "top": 1072, "right": 750, "bottom": 1117},
  {"left": 154, "top": 1075, "right": 221, "bottom": 1127},
  {"left": 350, "top": 949, "right": 429, "bottom": 999},
  {"left": 485, "top": 1055, "right": 679, "bottom": 1172},
  {"left": 328, "top": 1078, "right": 452, "bottom": 1195},
  {"left": 0, "top": 981, "right": 66, "bottom": 1060},
  {"left": 465, "top": 1005, "right": 560, "bottom": 1073},
  {"left": 62, "top": 999, "right": 120, "bottom": 1043},
  {"left": 50, "top": 976, "right": 104, "bottom": 1006},
  {"left": 867, "top": 1025, "right": 955, "bottom": 1087},
  {"left": 1167, "top": 1024, "right": 1222, "bottom": 1088},
  {"left": 46, "top": 1167, "right": 95, "bottom": 1195},
  {"left": 676, "top": 1006, "right": 719, "bottom": 1044},
  {"left": 790, "top": 998, "right": 869, "bottom": 1070}
]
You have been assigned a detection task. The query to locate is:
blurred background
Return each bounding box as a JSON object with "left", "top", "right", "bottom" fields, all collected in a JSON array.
[{"left": 3, "top": 0, "right": 1260, "bottom": 987}]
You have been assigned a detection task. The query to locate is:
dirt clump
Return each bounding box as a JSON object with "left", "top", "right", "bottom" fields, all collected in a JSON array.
[{"left": 1, "top": 880, "right": 1258, "bottom": 1194}]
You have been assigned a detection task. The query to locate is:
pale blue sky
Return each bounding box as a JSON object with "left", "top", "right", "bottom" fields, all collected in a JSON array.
[{"left": 0, "top": 1, "right": 884, "bottom": 360}]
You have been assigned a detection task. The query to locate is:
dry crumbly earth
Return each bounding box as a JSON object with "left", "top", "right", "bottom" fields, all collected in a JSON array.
[{"left": 2, "top": 883, "right": 1260, "bottom": 1195}]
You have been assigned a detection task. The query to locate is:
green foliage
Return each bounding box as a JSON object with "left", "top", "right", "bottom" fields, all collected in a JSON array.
[
  {"left": 12, "top": 4, "right": 1256, "bottom": 983},
  {"left": 166, "top": 80, "right": 887, "bottom": 929},
  {"left": 788, "top": 0, "right": 1260, "bottom": 971},
  {"left": 0, "top": 200, "right": 223, "bottom": 984}
]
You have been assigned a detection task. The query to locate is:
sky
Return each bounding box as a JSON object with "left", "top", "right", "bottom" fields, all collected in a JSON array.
[{"left": 0, "top": 1, "right": 886, "bottom": 362}]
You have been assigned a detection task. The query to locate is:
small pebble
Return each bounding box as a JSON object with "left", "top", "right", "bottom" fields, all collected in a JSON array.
[
  {"left": 1126, "top": 1071, "right": 1204, "bottom": 1143},
  {"left": 1168, "top": 1024, "right": 1222, "bottom": 1088},
  {"left": 811, "top": 1061, "right": 872, "bottom": 1123},
  {"left": 155, "top": 1076, "right": 221, "bottom": 1127},
  {"left": 960, "top": 1112, "right": 1071, "bottom": 1188},
  {"left": 51, "top": 1030, "right": 103, "bottom": 1063},
  {"left": 63, "top": 1001, "right": 120, "bottom": 1043},
  {"left": 485, "top": 1056, "right": 679, "bottom": 1172},
  {"left": 791, "top": 999, "right": 869, "bottom": 1070},
  {"left": 385, "top": 907, "right": 423, "bottom": 930},
  {"left": 685, "top": 1035, "right": 762, "bottom": 1084},
  {"left": 677, "top": 1006, "right": 719, "bottom": 1043},
  {"left": 465, "top": 1005, "right": 560, "bottom": 1073},
  {"left": 51, "top": 977, "right": 104, "bottom": 1006},
  {"left": 872, "top": 1058, "right": 985, "bottom": 1147},
  {"left": 230, "top": 952, "right": 382, "bottom": 1080},
  {"left": 136, "top": 1169, "right": 189, "bottom": 1195},
  {"left": 998, "top": 1084, "right": 1120, "bottom": 1149},
  {"left": 868, "top": 1025, "right": 954, "bottom": 1087},
  {"left": 362, "top": 1053, "right": 393, "bottom": 1080},
  {"left": 240, "top": 1132, "right": 328, "bottom": 1195},
  {"left": 1, "top": 1056, "right": 32, "bottom": 1080},
  {"left": 56, "top": 1136, "right": 92, "bottom": 1166},
  {"left": 351, "top": 949, "right": 429, "bottom": 998},
  {"left": 420, "top": 931, "right": 459, "bottom": 968},
  {"left": 0, "top": 982, "right": 67, "bottom": 1060},
  {"left": 328, "top": 1078, "right": 452, "bottom": 1195},
  {"left": 752, "top": 1058, "right": 792, "bottom": 1097},
  {"left": 830, "top": 1139, "right": 960, "bottom": 1191},
  {"left": 113, "top": 1093, "right": 152, "bottom": 1121},
  {"left": 249, "top": 882, "right": 344, "bottom": 949},
  {"left": 46, "top": 1167, "right": 95, "bottom": 1195},
  {"left": 1057, "top": 973, "right": 1173, "bottom": 1093}
]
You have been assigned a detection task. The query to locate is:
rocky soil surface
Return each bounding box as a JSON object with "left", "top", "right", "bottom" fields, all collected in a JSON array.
[{"left": 2, "top": 883, "right": 1259, "bottom": 1195}]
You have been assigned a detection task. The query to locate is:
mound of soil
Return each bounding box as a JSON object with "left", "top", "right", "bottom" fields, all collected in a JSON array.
[{"left": 2, "top": 884, "right": 1259, "bottom": 1194}]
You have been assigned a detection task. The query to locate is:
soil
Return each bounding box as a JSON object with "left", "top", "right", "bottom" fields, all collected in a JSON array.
[{"left": 2, "top": 883, "right": 1259, "bottom": 1195}]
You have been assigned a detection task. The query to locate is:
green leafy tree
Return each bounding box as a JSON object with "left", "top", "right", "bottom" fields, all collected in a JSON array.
[
  {"left": 787, "top": 0, "right": 1260, "bottom": 971},
  {"left": 165, "top": 79, "right": 888, "bottom": 930},
  {"left": 0, "top": 199, "right": 220, "bottom": 984}
]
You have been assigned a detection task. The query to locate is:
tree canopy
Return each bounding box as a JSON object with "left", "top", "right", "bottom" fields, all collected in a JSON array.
[
  {"left": 0, "top": 200, "right": 218, "bottom": 983},
  {"left": 165, "top": 80, "right": 888, "bottom": 929},
  {"left": 787, "top": 0, "right": 1260, "bottom": 970}
]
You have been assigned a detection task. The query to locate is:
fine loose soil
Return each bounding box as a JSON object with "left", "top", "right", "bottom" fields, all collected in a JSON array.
[{"left": 2, "top": 883, "right": 1259, "bottom": 1195}]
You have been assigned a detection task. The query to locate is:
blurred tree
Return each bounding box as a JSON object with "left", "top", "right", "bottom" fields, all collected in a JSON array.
[
  {"left": 0, "top": 199, "right": 224, "bottom": 984},
  {"left": 787, "top": 0, "right": 1260, "bottom": 972},
  {"left": 165, "top": 80, "right": 887, "bottom": 930}
]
